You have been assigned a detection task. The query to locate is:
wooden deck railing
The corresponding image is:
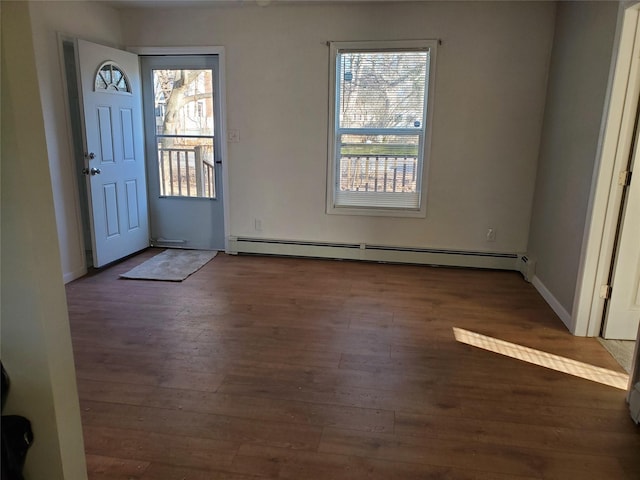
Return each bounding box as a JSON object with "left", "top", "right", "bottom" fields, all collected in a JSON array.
[
  {"left": 157, "top": 145, "right": 215, "bottom": 198},
  {"left": 339, "top": 154, "right": 418, "bottom": 193},
  {"left": 158, "top": 148, "right": 415, "bottom": 198}
]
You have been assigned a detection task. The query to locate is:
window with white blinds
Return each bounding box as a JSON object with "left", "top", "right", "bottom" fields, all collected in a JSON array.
[{"left": 327, "top": 40, "right": 437, "bottom": 217}]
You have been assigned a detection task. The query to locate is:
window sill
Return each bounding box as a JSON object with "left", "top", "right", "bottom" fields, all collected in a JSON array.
[{"left": 326, "top": 204, "right": 427, "bottom": 218}]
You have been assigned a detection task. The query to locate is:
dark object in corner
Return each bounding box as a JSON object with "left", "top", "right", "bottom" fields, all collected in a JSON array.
[
  {"left": 1, "top": 416, "right": 33, "bottom": 480},
  {"left": 1, "top": 362, "right": 34, "bottom": 480},
  {"left": 1, "top": 363, "right": 9, "bottom": 410}
]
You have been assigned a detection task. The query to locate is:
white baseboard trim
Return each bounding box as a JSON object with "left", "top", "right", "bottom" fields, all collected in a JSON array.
[
  {"left": 228, "top": 236, "right": 520, "bottom": 271},
  {"left": 531, "top": 275, "right": 573, "bottom": 331},
  {"left": 63, "top": 266, "right": 87, "bottom": 284}
]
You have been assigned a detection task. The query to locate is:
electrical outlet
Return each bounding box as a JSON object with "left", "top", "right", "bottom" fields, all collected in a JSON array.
[
  {"left": 486, "top": 228, "right": 496, "bottom": 242},
  {"left": 254, "top": 218, "right": 262, "bottom": 231}
]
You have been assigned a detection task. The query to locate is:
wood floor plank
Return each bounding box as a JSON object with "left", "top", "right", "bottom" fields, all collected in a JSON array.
[
  {"left": 66, "top": 251, "right": 640, "bottom": 479},
  {"left": 77, "top": 379, "right": 155, "bottom": 406},
  {"left": 234, "top": 444, "right": 541, "bottom": 480},
  {"left": 318, "top": 427, "right": 630, "bottom": 479},
  {"left": 147, "top": 388, "right": 395, "bottom": 434},
  {"left": 81, "top": 400, "right": 323, "bottom": 451},
  {"left": 139, "top": 463, "right": 264, "bottom": 480},
  {"left": 82, "top": 425, "right": 237, "bottom": 471},
  {"left": 85, "top": 454, "right": 150, "bottom": 479},
  {"left": 394, "top": 410, "right": 640, "bottom": 458},
  {"left": 218, "top": 369, "right": 627, "bottom": 414},
  {"left": 82, "top": 379, "right": 393, "bottom": 434}
]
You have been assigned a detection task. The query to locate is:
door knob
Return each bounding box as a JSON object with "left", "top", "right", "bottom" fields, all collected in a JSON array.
[
  {"left": 85, "top": 152, "right": 96, "bottom": 160},
  {"left": 90, "top": 167, "right": 101, "bottom": 175}
]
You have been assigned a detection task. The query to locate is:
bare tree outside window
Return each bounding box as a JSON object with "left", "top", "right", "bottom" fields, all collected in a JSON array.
[
  {"left": 332, "top": 49, "right": 431, "bottom": 208},
  {"left": 339, "top": 51, "right": 427, "bottom": 131},
  {"left": 153, "top": 70, "right": 213, "bottom": 138},
  {"left": 151, "top": 69, "right": 216, "bottom": 198}
]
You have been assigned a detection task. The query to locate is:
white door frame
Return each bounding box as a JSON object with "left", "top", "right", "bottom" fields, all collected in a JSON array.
[
  {"left": 57, "top": 33, "right": 91, "bottom": 280},
  {"left": 571, "top": 1, "right": 640, "bottom": 401},
  {"left": 573, "top": 3, "right": 640, "bottom": 337},
  {"left": 129, "top": 46, "right": 231, "bottom": 253}
]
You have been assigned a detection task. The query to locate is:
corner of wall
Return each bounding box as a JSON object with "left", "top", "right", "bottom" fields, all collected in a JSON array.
[
  {"left": 531, "top": 275, "right": 574, "bottom": 333},
  {"left": 526, "top": 1, "right": 620, "bottom": 336},
  {"left": 63, "top": 266, "right": 88, "bottom": 284},
  {"left": 1, "top": 2, "right": 88, "bottom": 478}
]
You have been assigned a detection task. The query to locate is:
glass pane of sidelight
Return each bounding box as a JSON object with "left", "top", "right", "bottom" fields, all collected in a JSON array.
[
  {"left": 152, "top": 69, "right": 214, "bottom": 136},
  {"left": 156, "top": 137, "right": 216, "bottom": 199}
]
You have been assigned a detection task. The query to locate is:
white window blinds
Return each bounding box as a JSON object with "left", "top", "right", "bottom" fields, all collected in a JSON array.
[{"left": 337, "top": 50, "right": 429, "bottom": 130}]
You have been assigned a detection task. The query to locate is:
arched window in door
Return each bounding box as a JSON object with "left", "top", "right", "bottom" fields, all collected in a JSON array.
[{"left": 94, "top": 62, "right": 131, "bottom": 93}]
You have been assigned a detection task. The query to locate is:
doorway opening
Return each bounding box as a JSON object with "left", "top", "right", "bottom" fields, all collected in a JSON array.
[
  {"left": 140, "top": 54, "right": 226, "bottom": 251},
  {"left": 61, "top": 42, "right": 230, "bottom": 270},
  {"left": 597, "top": 89, "right": 639, "bottom": 374},
  {"left": 597, "top": 338, "right": 635, "bottom": 374},
  {"left": 571, "top": 4, "right": 640, "bottom": 396}
]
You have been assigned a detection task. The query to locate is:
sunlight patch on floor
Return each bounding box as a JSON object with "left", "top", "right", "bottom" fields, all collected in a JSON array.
[{"left": 453, "top": 327, "right": 629, "bottom": 390}]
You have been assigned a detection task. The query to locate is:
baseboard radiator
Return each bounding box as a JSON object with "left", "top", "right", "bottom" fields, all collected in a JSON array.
[
  {"left": 228, "top": 236, "right": 522, "bottom": 271},
  {"left": 517, "top": 255, "right": 536, "bottom": 283}
]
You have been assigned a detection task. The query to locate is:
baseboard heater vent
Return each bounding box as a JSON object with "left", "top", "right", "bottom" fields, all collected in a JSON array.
[
  {"left": 517, "top": 255, "right": 536, "bottom": 282},
  {"left": 228, "top": 237, "right": 520, "bottom": 271},
  {"left": 152, "top": 237, "right": 187, "bottom": 247}
]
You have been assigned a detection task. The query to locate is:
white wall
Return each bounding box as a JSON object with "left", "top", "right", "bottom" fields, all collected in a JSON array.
[
  {"left": 527, "top": 1, "right": 619, "bottom": 318},
  {"left": 28, "top": 0, "right": 125, "bottom": 282},
  {"left": 122, "top": 1, "right": 555, "bottom": 254},
  {"left": 1, "top": 2, "right": 87, "bottom": 478}
]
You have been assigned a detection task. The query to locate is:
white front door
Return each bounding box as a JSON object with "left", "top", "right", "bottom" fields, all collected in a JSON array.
[
  {"left": 77, "top": 40, "right": 149, "bottom": 267},
  {"left": 603, "top": 130, "right": 640, "bottom": 340}
]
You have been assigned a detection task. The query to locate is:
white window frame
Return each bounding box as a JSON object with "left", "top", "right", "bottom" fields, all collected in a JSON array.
[{"left": 326, "top": 40, "right": 437, "bottom": 217}]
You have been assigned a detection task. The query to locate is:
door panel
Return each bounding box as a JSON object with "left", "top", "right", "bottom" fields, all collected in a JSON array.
[
  {"left": 125, "top": 180, "right": 140, "bottom": 229},
  {"left": 604, "top": 132, "right": 640, "bottom": 339},
  {"left": 140, "top": 55, "right": 225, "bottom": 250},
  {"left": 103, "top": 183, "right": 119, "bottom": 237},
  {"left": 97, "top": 107, "right": 115, "bottom": 162},
  {"left": 77, "top": 39, "right": 149, "bottom": 267},
  {"left": 121, "top": 109, "right": 135, "bottom": 160}
]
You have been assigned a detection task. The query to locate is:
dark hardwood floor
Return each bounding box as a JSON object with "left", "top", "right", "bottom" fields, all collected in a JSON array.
[{"left": 66, "top": 249, "right": 640, "bottom": 479}]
